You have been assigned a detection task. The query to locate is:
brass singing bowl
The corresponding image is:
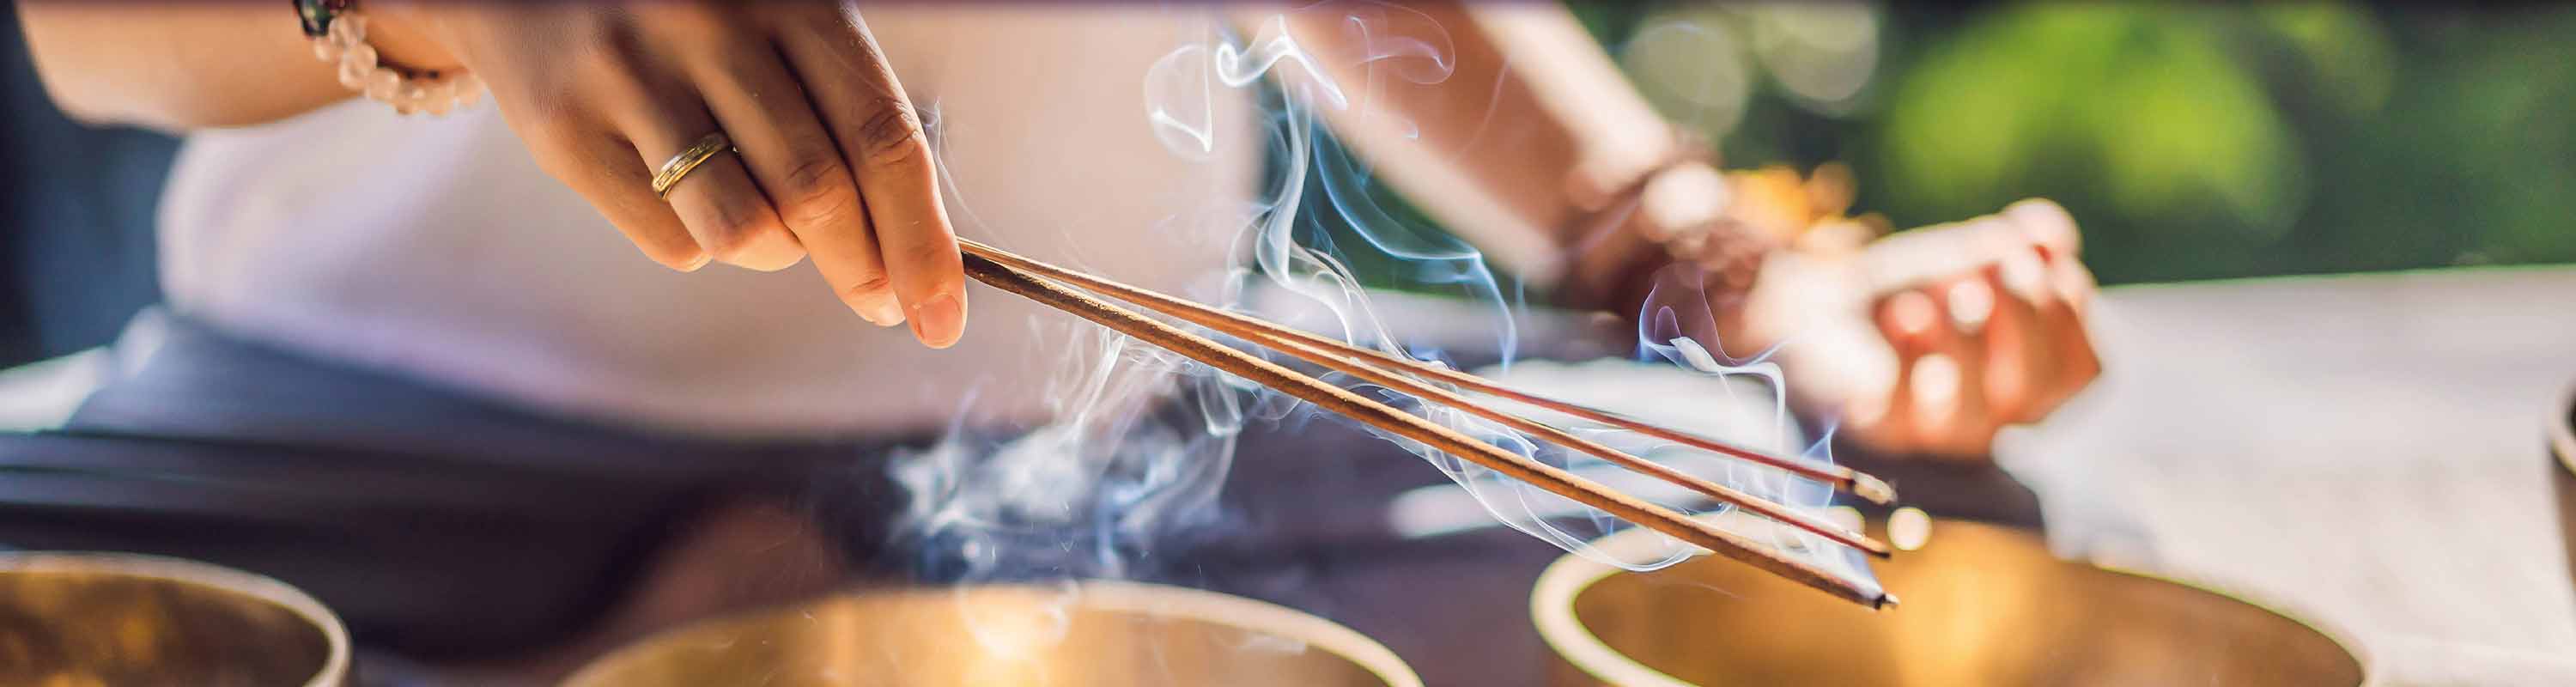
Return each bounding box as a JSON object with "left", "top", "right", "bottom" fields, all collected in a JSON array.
[
  {"left": 0, "top": 552, "right": 350, "bottom": 687},
  {"left": 566, "top": 580, "right": 1421, "bottom": 687},
  {"left": 1534, "top": 515, "right": 2366, "bottom": 686}
]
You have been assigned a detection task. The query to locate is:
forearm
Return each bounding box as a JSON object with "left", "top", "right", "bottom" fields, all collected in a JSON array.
[
  {"left": 1278, "top": 2, "right": 1704, "bottom": 286},
  {"left": 18, "top": 3, "right": 381, "bottom": 131}
]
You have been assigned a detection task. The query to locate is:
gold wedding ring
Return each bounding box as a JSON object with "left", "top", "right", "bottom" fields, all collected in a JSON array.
[{"left": 651, "top": 131, "right": 734, "bottom": 200}]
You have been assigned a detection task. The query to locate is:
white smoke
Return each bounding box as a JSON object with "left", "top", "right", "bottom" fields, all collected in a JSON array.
[{"left": 891, "top": 2, "right": 1875, "bottom": 597}]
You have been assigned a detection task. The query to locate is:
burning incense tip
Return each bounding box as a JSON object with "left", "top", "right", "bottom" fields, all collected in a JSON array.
[{"left": 1854, "top": 474, "right": 1897, "bottom": 505}]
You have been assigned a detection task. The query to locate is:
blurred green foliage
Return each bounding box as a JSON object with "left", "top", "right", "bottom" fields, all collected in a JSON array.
[{"left": 1622, "top": 3, "right": 2576, "bottom": 284}]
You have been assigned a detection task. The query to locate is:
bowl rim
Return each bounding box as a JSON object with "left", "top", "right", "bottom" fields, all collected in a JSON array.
[
  {"left": 1528, "top": 515, "right": 2374, "bottom": 687},
  {"left": 0, "top": 550, "right": 351, "bottom": 687},
  {"left": 568, "top": 579, "right": 1424, "bottom": 687}
]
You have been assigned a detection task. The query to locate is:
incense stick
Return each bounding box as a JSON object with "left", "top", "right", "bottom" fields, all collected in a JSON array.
[
  {"left": 962, "top": 252, "right": 1893, "bottom": 609},
  {"left": 957, "top": 239, "right": 1893, "bottom": 503},
  {"left": 958, "top": 240, "right": 1889, "bottom": 556}
]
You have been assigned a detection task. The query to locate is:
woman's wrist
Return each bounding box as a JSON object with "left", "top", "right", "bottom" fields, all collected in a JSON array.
[
  {"left": 1564, "top": 124, "right": 1717, "bottom": 216},
  {"left": 1562, "top": 154, "right": 1895, "bottom": 356},
  {"left": 357, "top": 6, "right": 463, "bottom": 76},
  {"left": 1566, "top": 157, "right": 1777, "bottom": 301},
  {"left": 299, "top": 0, "right": 476, "bottom": 115}
]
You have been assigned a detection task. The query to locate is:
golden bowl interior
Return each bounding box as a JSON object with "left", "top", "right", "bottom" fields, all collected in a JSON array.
[
  {"left": 566, "top": 580, "right": 1420, "bottom": 687},
  {"left": 1534, "top": 516, "right": 2365, "bottom": 686},
  {"left": 0, "top": 552, "right": 349, "bottom": 687}
]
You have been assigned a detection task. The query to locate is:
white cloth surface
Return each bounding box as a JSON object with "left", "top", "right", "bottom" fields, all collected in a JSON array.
[
  {"left": 2006, "top": 268, "right": 2576, "bottom": 685},
  {"left": 155, "top": 8, "right": 1259, "bottom": 437}
]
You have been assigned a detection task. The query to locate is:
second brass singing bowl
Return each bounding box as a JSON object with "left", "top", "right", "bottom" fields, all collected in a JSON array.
[
  {"left": 1534, "top": 515, "right": 2366, "bottom": 686},
  {"left": 566, "top": 580, "right": 1420, "bottom": 687}
]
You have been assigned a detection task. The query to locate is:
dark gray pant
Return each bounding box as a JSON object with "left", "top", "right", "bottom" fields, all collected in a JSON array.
[{"left": 4, "top": 311, "right": 911, "bottom": 657}]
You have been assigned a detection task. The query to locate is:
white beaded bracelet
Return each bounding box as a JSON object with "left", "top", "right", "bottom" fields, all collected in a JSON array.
[{"left": 308, "top": 13, "right": 482, "bottom": 116}]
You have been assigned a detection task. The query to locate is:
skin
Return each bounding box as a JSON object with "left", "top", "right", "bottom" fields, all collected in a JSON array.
[
  {"left": 13, "top": 4, "right": 2097, "bottom": 673},
  {"left": 1583, "top": 185, "right": 2102, "bottom": 459},
  {"left": 19, "top": 1, "right": 2096, "bottom": 456},
  {"left": 1283, "top": 1, "right": 2100, "bottom": 458},
  {"left": 1783, "top": 200, "right": 2101, "bottom": 459},
  {"left": 19, "top": 1, "right": 969, "bottom": 348}
]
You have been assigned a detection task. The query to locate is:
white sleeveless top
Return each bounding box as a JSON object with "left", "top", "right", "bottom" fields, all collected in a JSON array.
[{"left": 154, "top": 8, "right": 1257, "bottom": 438}]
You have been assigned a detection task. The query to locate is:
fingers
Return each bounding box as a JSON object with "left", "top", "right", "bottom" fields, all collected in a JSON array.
[
  {"left": 1996, "top": 198, "right": 2100, "bottom": 420},
  {"left": 775, "top": 9, "right": 965, "bottom": 349},
  {"left": 2028, "top": 247, "right": 2103, "bottom": 416},
  {"left": 605, "top": 59, "right": 805, "bottom": 274},
  {"left": 2002, "top": 198, "right": 2081, "bottom": 258},
  {"left": 1980, "top": 253, "right": 2050, "bottom": 424},
  {"left": 1833, "top": 197, "right": 2097, "bottom": 458},
  {"left": 527, "top": 121, "right": 709, "bottom": 271},
  {"left": 468, "top": 4, "right": 970, "bottom": 345},
  {"left": 1860, "top": 289, "right": 1935, "bottom": 451},
  {"left": 1871, "top": 280, "right": 2003, "bottom": 459},
  {"left": 1919, "top": 277, "right": 2002, "bottom": 458},
  {"left": 683, "top": 33, "right": 904, "bottom": 325}
]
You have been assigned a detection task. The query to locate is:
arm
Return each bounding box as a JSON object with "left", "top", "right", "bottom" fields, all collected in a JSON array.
[
  {"left": 1274, "top": 2, "right": 1725, "bottom": 295},
  {"left": 14, "top": 3, "right": 450, "bottom": 131},
  {"left": 18, "top": 2, "right": 969, "bottom": 350},
  {"left": 1280, "top": 2, "right": 2100, "bottom": 458}
]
